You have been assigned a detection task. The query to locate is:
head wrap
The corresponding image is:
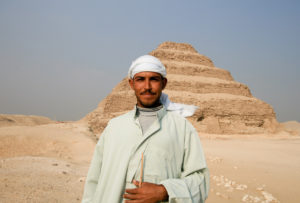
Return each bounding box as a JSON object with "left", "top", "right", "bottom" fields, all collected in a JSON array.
[
  {"left": 128, "top": 55, "right": 166, "bottom": 79},
  {"left": 129, "top": 55, "right": 198, "bottom": 117},
  {"left": 160, "top": 93, "right": 198, "bottom": 117}
]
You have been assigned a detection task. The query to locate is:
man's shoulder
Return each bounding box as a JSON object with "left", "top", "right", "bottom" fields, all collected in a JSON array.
[
  {"left": 164, "top": 110, "right": 196, "bottom": 130},
  {"left": 107, "top": 109, "right": 134, "bottom": 126},
  {"left": 165, "top": 110, "right": 187, "bottom": 123}
]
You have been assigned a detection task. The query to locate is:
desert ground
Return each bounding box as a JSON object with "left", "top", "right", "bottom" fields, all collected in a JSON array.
[{"left": 0, "top": 115, "right": 299, "bottom": 203}]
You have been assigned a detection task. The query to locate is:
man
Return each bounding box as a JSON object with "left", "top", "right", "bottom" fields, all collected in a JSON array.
[{"left": 82, "top": 55, "right": 209, "bottom": 203}]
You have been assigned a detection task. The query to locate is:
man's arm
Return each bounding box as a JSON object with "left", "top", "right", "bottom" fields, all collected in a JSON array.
[
  {"left": 160, "top": 169, "right": 209, "bottom": 202},
  {"left": 81, "top": 130, "right": 106, "bottom": 203},
  {"left": 159, "top": 122, "right": 209, "bottom": 203}
]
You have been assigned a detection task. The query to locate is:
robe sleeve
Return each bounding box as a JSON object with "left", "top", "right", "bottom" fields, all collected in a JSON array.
[
  {"left": 160, "top": 122, "right": 209, "bottom": 203},
  {"left": 81, "top": 128, "right": 107, "bottom": 203}
]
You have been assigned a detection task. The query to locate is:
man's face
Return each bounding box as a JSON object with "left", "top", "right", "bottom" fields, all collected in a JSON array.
[{"left": 129, "top": 72, "right": 167, "bottom": 108}]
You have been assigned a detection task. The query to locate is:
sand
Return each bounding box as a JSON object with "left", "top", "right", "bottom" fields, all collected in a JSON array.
[
  {"left": 0, "top": 116, "right": 299, "bottom": 202},
  {"left": 0, "top": 120, "right": 95, "bottom": 203},
  {"left": 202, "top": 135, "right": 300, "bottom": 203}
]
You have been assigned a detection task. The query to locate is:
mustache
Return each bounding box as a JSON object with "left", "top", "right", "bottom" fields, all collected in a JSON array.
[{"left": 140, "top": 90, "right": 156, "bottom": 95}]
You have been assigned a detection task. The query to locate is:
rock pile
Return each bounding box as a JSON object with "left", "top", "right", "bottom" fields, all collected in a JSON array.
[{"left": 84, "top": 42, "right": 278, "bottom": 135}]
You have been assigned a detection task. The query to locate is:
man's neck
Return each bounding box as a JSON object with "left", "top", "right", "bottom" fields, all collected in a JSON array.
[
  {"left": 136, "top": 104, "right": 163, "bottom": 112},
  {"left": 136, "top": 104, "right": 163, "bottom": 134}
]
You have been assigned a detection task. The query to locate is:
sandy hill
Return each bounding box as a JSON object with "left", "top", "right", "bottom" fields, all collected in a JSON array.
[
  {"left": 0, "top": 114, "right": 55, "bottom": 127},
  {"left": 84, "top": 42, "right": 279, "bottom": 136},
  {"left": 281, "top": 121, "right": 300, "bottom": 135}
]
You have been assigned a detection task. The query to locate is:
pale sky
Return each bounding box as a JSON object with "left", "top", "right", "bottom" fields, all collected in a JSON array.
[{"left": 0, "top": 0, "right": 299, "bottom": 122}]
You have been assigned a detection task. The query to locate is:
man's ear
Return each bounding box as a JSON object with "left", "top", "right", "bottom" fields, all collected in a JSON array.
[
  {"left": 129, "top": 78, "right": 134, "bottom": 90},
  {"left": 162, "top": 78, "right": 167, "bottom": 90}
]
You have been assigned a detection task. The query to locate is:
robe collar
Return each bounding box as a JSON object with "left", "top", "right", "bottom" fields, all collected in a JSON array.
[{"left": 130, "top": 104, "right": 167, "bottom": 122}]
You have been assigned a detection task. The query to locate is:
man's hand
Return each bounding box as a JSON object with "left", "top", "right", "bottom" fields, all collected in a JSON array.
[{"left": 123, "top": 180, "right": 168, "bottom": 203}]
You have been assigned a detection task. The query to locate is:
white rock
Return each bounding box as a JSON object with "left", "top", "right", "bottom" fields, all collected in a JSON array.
[{"left": 242, "top": 194, "right": 249, "bottom": 202}]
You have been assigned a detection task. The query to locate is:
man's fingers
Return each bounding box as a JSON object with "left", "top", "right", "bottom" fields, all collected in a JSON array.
[
  {"left": 125, "top": 200, "right": 142, "bottom": 203},
  {"left": 125, "top": 188, "right": 139, "bottom": 194},
  {"left": 123, "top": 193, "right": 139, "bottom": 200}
]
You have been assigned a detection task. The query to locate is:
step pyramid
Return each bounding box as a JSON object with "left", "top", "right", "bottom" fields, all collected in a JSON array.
[{"left": 83, "top": 42, "right": 278, "bottom": 135}]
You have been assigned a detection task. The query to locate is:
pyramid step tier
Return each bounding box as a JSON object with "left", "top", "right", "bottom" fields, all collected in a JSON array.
[
  {"left": 165, "top": 90, "right": 275, "bottom": 117},
  {"left": 156, "top": 41, "right": 198, "bottom": 53},
  {"left": 166, "top": 74, "right": 251, "bottom": 97},
  {"left": 150, "top": 49, "right": 214, "bottom": 67},
  {"left": 162, "top": 60, "right": 233, "bottom": 81}
]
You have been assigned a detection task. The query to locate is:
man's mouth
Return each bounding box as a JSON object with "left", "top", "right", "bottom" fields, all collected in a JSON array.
[
  {"left": 141, "top": 92, "right": 156, "bottom": 96},
  {"left": 141, "top": 94, "right": 155, "bottom": 98}
]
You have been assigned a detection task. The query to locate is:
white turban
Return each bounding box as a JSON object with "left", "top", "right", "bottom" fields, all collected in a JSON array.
[
  {"left": 128, "top": 55, "right": 166, "bottom": 79},
  {"left": 129, "top": 55, "right": 198, "bottom": 117}
]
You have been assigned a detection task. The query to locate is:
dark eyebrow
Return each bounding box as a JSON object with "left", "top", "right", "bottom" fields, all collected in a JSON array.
[
  {"left": 133, "top": 76, "right": 145, "bottom": 80},
  {"left": 150, "top": 76, "right": 162, "bottom": 79},
  {"left": 133, "top": 75, "right": 163, "bottom": 80}
]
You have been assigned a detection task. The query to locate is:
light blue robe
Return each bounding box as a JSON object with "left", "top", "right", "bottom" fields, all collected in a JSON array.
[{"left": 82, "top": 106, "right": 209, "bottom": 203}]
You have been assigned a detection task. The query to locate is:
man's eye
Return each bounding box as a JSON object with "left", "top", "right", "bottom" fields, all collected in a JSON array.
[
  {"left": 151, "top": 78, "right": 160, "bottom": 81},
  {"left": 135, "top": 78, "right": 144, "bottom": 81}
]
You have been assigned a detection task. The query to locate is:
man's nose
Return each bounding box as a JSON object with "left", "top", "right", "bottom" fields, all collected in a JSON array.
[{"left": 144, "top": 79, "right": 151, "bottom": 89}]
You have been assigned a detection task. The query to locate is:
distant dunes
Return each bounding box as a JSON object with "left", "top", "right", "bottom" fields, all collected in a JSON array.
[{"left": 0, "top": 114, "right": 55, "bottom": 127}]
